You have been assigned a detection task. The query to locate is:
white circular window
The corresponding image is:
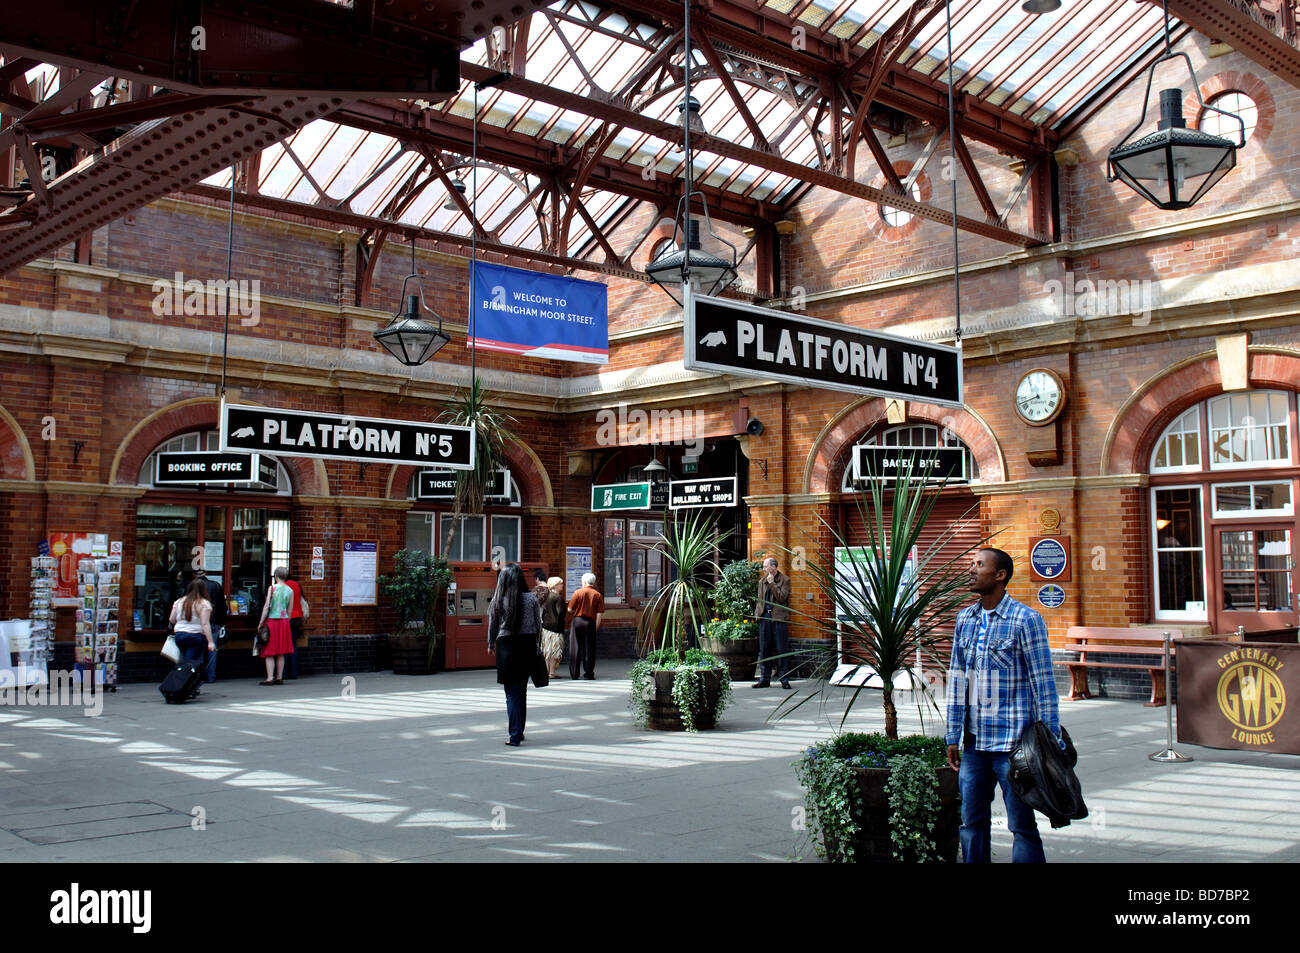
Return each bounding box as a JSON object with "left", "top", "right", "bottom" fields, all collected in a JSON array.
[
  {"left": 880, "top": 179, "right": 922, "bottom": 228},
  {"left": 1199, "top": 91, "right": 1257, "bottom": 143}
]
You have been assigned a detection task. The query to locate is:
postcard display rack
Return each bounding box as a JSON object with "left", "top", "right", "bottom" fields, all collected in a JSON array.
[
  {"left": 76, "top": 557, "right": 120, "bottom": 690},
  {"left": 26, "top": 556, "right": 57, "bottom": 672}
]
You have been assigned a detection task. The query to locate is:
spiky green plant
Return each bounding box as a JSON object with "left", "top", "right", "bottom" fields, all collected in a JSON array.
[
  {"left": 438, "top": 378, "right": 518, "bottom": 553},
  {"left": 636, "top": 509, "right": 731, "bottom": 662},
  {"left": 775, "top": 456, "right": 993, "bottom": 739}
]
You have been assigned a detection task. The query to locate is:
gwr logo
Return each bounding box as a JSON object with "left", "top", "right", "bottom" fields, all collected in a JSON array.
[{"left": 1217, "top": 661, "right": 1286, "bottom": 734}]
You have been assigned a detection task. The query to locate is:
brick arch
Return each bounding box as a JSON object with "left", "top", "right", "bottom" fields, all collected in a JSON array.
[
  {"left": 108, "top": 397, "right": 328, "bottom": 495},
  {"left": 0, "top": 401, "right": 35, "bottom": 480},
  {"left": 804, "top": 398, "right": 1006, "bottom": 493},
  {"left": 1101, "top": 346, "right": 1300, "bottom": 475},
  {"left": 1184, "top": 71, "right": 1276, "bottom": 148},
  {"left": 386, "top": 438, "right": 554, "bottom": 507}
]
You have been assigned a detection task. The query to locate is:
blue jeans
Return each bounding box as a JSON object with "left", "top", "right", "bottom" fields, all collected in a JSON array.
[
  {"left": 174, "top": 632, "right": 206, "bottom": 668},
  {"left": 959, "top": 737, "right": 1045, "bottom": 863},
  {"left": 504, "top": 683, "right": 527, "bottom": 743},
  {"left": 204, "top": 627, "right": 223, "bottom": 683}
]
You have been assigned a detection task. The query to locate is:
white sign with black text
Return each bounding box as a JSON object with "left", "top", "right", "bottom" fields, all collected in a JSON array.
[
  {"left": 685, "top": 291, "right": 962, "bottom": 406},
  {"left": 221, "top": 400, "right": 475, "bottom": 469},
  {"left": 668, "top": 477, "right": 737, "bottom": 510}
]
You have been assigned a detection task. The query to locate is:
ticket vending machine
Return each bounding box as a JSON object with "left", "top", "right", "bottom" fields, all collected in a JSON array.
[{"left": 444, "top": 562, "right": 548, "bottom": 670}]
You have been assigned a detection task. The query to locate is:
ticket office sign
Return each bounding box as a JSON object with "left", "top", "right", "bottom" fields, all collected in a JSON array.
[{"left": 417, "top": 468, "right": 511, "bottom": 500}]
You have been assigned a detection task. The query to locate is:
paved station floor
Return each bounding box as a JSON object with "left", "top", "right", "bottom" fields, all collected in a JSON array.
[{"left": 0, "top": 662, "right": 1297, "bottom": 863}]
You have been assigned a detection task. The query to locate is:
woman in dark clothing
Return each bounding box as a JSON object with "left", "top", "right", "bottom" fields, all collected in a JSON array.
[
  {"left": 488, "top": 564, "right": 542, "bottom": 746},
  {"left": 540, "top": 576, "right": 566, "bottom": 679}
]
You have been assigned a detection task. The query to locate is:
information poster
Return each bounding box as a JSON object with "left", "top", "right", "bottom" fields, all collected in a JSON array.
[
  {"left": 830, "top": 545, "right": 918, "bottom": 688},
  {"left": 565, "top": 546, "right": 592, "bottom": 599},
  {"left": 341, "top": 541, "right": 378, "bottom": 606},
  {"left": 49, "top": 533, "right": 96, "bottom": 605},
  {"left": 203, "top": 541, "right": 225, "bottom": 572}
]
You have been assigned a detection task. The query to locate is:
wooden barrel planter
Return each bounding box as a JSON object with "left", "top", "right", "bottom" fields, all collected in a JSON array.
[
  {"left": 698, "top": 636, "right": 759, "bottom": 682},
  {"left": 646, "top": 668, "right": 724, "bottom": 731},
  {"left": 391, "top": 631, "right": 438, "bottom": 675},
  {"left": 831, "top": 765, "right": 960, "bottom": 862}
]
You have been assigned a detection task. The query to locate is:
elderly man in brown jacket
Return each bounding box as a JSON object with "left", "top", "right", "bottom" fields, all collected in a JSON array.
[{"left": 754, "top": 556, "right": 792, "bottom": 689}]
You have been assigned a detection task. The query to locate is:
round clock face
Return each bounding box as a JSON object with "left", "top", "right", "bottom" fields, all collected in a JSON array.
[{"left": 1015, "top": 369, "right": 1065, "bottom": 424}]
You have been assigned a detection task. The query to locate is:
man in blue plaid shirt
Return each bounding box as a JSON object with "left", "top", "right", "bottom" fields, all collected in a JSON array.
[{"left": 945, "top": 548, "right": 1063, "bottom": 863}]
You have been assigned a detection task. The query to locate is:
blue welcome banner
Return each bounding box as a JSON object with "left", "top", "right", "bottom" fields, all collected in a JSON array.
[{"left": 469, "top": 262, "right": 608, "bottom": 364}]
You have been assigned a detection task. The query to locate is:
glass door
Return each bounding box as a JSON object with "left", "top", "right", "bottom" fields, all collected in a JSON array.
[
  {"left": 1215, "top": 526, "right": 1298, "bottom": 634},
  {"left": 133, "top": 503, "right": 199, "bottom": 630}
]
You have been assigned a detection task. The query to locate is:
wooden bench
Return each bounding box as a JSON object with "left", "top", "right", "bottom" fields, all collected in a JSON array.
[{"left": 1056, "top": 627, "right": 1183, "bottom": 707}]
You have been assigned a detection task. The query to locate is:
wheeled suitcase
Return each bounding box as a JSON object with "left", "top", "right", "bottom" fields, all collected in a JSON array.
[{"left": 159, "top": 662, "right": 203, "bottom": 703}]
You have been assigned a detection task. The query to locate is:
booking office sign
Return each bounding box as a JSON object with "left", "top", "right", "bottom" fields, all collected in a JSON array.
[{"left": 684, "top": 290, "right": 962, "bottom": 407}]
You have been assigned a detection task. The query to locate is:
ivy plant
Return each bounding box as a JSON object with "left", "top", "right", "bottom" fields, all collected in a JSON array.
[
  {"left": 629, "top": 646, "right": 733, "bottom": 732},
  {"left": 885, "top": 754, "right": 941, "bottom": 863}
]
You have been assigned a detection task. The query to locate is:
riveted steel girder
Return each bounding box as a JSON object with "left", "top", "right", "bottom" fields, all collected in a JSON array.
[
  {"left": 460, "top": 62, "right": 1044, "bottom": 247},
  {"left": 0, "top": 0, "right": 477, "bottom": 97},
  {"left": 1157, "top": 0, "right": 1300, "bottom": 88},
  {"left": 593, "top": 0, "right": 1052, "bottom": 158},
  {"left": 0, "top": 95, "right": 347, "bottom": 275}
]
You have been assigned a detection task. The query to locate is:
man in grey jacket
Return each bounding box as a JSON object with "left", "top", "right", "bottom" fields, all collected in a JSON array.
[{"left": 754, "top": 557, "right": 792, "bottom": 689}]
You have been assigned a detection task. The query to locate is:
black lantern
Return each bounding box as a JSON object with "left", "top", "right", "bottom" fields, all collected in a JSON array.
[
  {"left": 374, "top": 238, "right": 451, "bottom": 366},
  {"left": 1108, "top": 86, "right": 1242, "bottom": 211},
  {"left": 646, "top": 218, "right": 738, "bottom": 305},
  {"left": 1106, "top": 1, "right": 1244, "bottom": 211},
  {"left": 643, "top": 452, "right": 668, "bottom": 483},
  {"left": 678, "top": 95, "right": 706, "bottom": 136}
]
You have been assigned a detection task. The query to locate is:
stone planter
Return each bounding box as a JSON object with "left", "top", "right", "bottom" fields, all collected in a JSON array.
[
  {"left": 828, "top": 765, "right": 960, "bottom": 863},
  {"left": 646, "top": 668, "right": 724, "bottom": 731},
  {"left": 698, "top": 636, "right": 759, "bottom": 681}
]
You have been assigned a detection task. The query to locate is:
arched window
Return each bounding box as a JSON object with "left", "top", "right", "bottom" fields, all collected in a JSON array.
[
  {"left": 137, "top": 429, "right": 292, "bottom": 494},
  {"left": 840, "top": 423, "right": 979, "bottom": 491},
  {"left": 405, "top": 469, "right": 522, "bottom": 563},
  {"left": 1198, "top": 91, "right": 1258, "bottom": 143},
  {"left": 880, "top": 179, "right": 922, "bottom": 229},
  {"left": 133, "top": 430, "right": 292, "bottom": 635},
  {"left": 1148, "top": 389, "right": 1298, "bottom": 627}
]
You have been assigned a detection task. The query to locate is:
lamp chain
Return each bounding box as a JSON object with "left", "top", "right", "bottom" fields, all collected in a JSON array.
[{"left": 944, "top": 0, "right": 962, "bottom": 346}]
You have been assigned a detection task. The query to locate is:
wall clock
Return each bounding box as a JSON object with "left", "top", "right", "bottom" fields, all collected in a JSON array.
[{"left": 1014, "top": 368, "right": 1066, "bottom": 426}]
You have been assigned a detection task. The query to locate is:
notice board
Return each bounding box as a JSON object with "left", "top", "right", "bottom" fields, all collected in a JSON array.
[{"left": 341, "top": 540, "right": 378, "bottom": 607}]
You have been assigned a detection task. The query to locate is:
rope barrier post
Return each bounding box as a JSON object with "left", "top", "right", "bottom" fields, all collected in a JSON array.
[{"left": 1149, "top": 630, "right": 1192, "bottom": 763}]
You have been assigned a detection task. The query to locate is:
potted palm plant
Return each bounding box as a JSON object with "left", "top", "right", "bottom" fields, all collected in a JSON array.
[
  {"left": 629, "top": 510, "right": 734, "bottom": 732},
  {"left": 379, "top": 549, "right": 453, "bottom": 674},
  {"left": 782, "top": 458, "right": 991, "bottom": 861},
  {"left": 438, "top": 378, "right": 518, "bottom": 554},
  {"left": 700, "top": 557, "right": 761, "bottom": 681}
]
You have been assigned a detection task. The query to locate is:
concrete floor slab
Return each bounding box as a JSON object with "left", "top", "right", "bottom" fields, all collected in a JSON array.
[{"left": 1, "top": 661, "right": 1296, "bottom": 862}]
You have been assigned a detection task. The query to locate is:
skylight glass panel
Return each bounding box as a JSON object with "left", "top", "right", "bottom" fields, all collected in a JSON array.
[
  {"left": 973, "top": 17, "right": 1052, "bottom": 85},
  {"left": 352, "top": 150, "right": 422, "bottom": 216}
]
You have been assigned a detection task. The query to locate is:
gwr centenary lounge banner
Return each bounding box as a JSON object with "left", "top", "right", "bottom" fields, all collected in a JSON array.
[
  {"left": 1177, "top": 639, "right": 1299, "bottom": 755},
  {"left": 469, "top": 262, "right": 608, "bottom": 364}
]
